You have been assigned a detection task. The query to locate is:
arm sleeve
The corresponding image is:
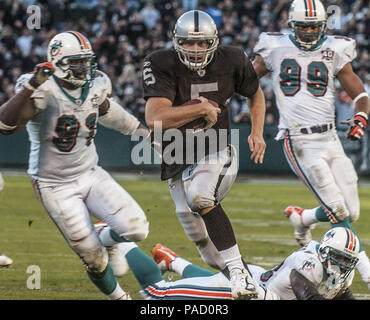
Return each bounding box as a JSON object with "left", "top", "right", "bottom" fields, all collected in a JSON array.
[
  {"left": 235, "top": 50, "right": 259, "bottom": 98},
  {"left": 334, "top": 37, "right": 357, "bottom": 75},
  {"left": 290, "top": 269, "right": 327, "bottom": 300},
  {"left": 98, "top": 98, "right": 140, "bottom": 135},
  {"left": 15, "top": 74, "right": 47, "bottom": 110},
  {"left": 253, "top": 32, "right": 274, "bottom": 71}
]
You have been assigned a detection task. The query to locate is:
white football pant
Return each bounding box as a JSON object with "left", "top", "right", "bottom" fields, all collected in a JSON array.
[
  {"left": 32, "top": 166, "right": 149, "bottom": 273},
  {"left": 168, "top": 145, "right": 238, "bottom": 270},
  {"left": 284, "top": 129, "right": 359, "bottom": 223}
]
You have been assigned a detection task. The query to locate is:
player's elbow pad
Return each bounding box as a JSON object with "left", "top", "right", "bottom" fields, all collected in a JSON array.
[
  {"left": 290, "top": 269, "right": 326, "bottom": 300},
  {"left": 98, "top": 98, "right": 140, "bottom": 135}
]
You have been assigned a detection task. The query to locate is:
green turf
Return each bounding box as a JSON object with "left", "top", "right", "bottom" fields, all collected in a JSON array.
[{"left": 0, "top": 175, "right": 369, "bottom": 300}]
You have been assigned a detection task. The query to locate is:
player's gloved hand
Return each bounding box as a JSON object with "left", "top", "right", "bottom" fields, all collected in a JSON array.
[
  {"left": 28, "top": 62, "right": 54, "bottom": 89},
  {"left": 341, "top": 112, "right": 368, "bottom": 140}
]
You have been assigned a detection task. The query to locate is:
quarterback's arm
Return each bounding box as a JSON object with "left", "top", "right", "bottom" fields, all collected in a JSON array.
[
  {"left": 0, "top": 88, "right": 37, "bottom": 135},
  {"left": 290, "top": 269, "right": 327, "bottom": 300},
  {"left": 252, "top": 55, "right": 270, "bottom": 79},
  {"left": 247, "top": 86, "right": 266, "bottom": 164},
  {"left": 145, "top": 96, "right": 220, "bottom": 131},
  {"left": 337, "top": 62, "right": 370, "bottom": 116}
]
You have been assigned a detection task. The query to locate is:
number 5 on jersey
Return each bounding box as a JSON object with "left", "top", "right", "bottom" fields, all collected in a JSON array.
[{"left": 280, "top": 59, "right": 328, "bottom": 97}]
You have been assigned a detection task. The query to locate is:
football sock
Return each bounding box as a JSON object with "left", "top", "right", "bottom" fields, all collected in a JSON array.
[
  {"left": 201, "top": 205, "right": 244, "bottom": 271},
  {"left": 87, "top": 264, "right": 119, "bottom": 296},
  {"left": 169, "top": 257, "right": 214, "bottom": 278},
  {"left": 98, "top": 227, "right": 127, "bottom": 246},
  {"left": 314, "top": 206, "right": 330, "bottom": 222},
  {"left": 201, "top": 204, "right": 237, "bottom": 251},
  {"left": 125, "top": 247, "right": 163, "bottom": 289},
  {"left": 301, "top": 207, "right": 320, "bottom": 225}
]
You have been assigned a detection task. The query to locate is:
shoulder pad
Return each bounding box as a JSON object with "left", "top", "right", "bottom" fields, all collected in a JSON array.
[
  {"left": 325, "top": 36, "right": 357, "bottom": 61},
  {"left": 94, "top": 70, "right": 112, "bottom": 95},
  {"left": 254, "top": 32, "right": 286, "bottom": 53}
]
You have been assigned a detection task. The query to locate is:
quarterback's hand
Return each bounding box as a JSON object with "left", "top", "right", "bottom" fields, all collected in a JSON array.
[
  {"left": 248, "top": 133, "right": 266, "bottom": 164},
  {"left": 341, "top": 112, "right": 368, "bottom": 140},
  {"left": 28, "top": 62, "right": 54, "bottom": 89},
  {"left": 200, "top": 97, "right": 221, "bottom": 129}
]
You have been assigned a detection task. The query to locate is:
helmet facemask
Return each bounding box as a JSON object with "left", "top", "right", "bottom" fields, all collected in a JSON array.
[
  {"left": 56, "top": 54, "right": 97, "bottom": 87},
  {"left": 173, "top": 37, "right": 219, "bottom": 71},
  {"left": 289, "top": 20, "right": 327, "bottom": 50},
  {"left": 319, "top": 246, "right": 358, "bottom": 286}
]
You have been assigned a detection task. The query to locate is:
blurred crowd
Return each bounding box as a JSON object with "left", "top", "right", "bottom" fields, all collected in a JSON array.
[{"left": 0, "top": 0, "right": 368, "bottom": 127}]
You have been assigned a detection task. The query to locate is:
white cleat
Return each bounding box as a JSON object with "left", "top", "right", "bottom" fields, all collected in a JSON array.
[
  {"left": 94, "top": 222, "right": 129, "bottom": 278},
  {"left": 284, "top": 205, "right": 312, "bottom": 247},
  {"left": 0, "top": 254, "right": 13, "bottom": 267},
  {"left": 230, "top": 268, "right": 258, "bottom": 300}
]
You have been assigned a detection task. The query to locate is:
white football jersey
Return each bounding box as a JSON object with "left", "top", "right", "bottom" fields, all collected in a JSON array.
[
  {"left": 256, "top": 240, "right": 354, "bottom": 300},
  {"left": 254, "top": 32, "right": 357, "bottom": 130},
  {"left": 15, "top": 71, "right": 112, "bottom": 182}
]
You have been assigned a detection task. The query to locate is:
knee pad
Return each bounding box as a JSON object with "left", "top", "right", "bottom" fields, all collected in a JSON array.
[
  {"left": 120, "top": 222, "right": 149, "bottom": 242},
  {"left": 186, "top": 187, "right": 215, "bottom": 212}
]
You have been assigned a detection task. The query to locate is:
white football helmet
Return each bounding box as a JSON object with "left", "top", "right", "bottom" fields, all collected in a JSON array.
[
  {"left": 288, "top": 0, "right": 327, "bottom": 50},
  {"left": 318, "top": 227, "right": 359, "bottom": 284},
  {"left": 47, "top": 31, "right": 97, "bottom": 87},
  {"left": 173, "top": 10, "right": 219, "bottom": 71}
]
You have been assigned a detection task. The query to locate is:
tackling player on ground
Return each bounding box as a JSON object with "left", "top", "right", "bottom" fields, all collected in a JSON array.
[
  {"left": 0, "top": 31, "right": 150, "bottom": 299},
  {"left": 115, "top": 227, "right": 359, "bottom": 300},
  {"left": 252, "top": 0, "right": 370, "bottom": 290},
  {"left": 143, "top": 10, "right": 266, "bottom": 299}
]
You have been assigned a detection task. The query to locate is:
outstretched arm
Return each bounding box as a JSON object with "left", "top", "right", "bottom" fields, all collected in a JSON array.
[{"left": 337, "top": 62, "right": 370, "bottom": 140}]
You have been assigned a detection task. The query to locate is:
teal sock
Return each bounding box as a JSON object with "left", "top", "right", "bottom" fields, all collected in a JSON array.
[
  {"left": 182, "top": 264, "right": 214, "bottom": 278},
  {"left": 87, "top": 264, "right": 117, "bottom": 295},
  {"left": 110, "top": 229, "right": 127, "bottom": 242},
  {"left": 315, "top": 206, "right": 329, "bottom": 222},
  {"left": 331, "top": 219, "right": 363, "bottom": 252},
  {"left": 126, "top": 247, "right": 163, "bottom": 288}
]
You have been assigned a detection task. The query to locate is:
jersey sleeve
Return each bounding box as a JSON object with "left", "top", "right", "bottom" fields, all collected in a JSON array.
[
  {"left": 15, "top": 73, "right": 47, "bottom": 110},
  {"left": 334, "top": 37, "right": 357, "bottom": 75},
  {"left": 253, "top": 32, "right": 276, "bottom": 71},
  {"left": 142, "top": 52, "right": 177, "bottom": 103},
  {"left": 235, "top": 50, "right": 259, "bottom": 97},
  {"left": 94, "top": 70, "right": 112, "bottom": 99}
]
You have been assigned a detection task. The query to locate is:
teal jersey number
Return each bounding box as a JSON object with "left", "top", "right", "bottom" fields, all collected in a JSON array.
[
  {"left": 52, "top": 113, "right": 97, "bottom": 152},
  {"left": 280, "top": 60, "right": 328, "bottom": 97},
  {"left": 280, "top": 59, "right": 301, "bottom": 96},
  {"left": 307, "top": 61, "right": 328, "bottom": 96}
]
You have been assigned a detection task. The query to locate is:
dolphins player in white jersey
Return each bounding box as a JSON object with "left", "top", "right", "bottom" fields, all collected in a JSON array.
[
  {"left": 0, "top": 31, "right": 151, "bottom": 299},
  {"left": 252, "top": 0, "right": 370, "bottom": 290},
  {"left": 115, "top": 227, "right": 358, "bottom": 300},
  {"left": 0, "top": 172, "right": 13, "bottom": 268}
]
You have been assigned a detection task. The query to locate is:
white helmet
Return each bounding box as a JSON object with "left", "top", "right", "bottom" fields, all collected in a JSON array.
[
  {"left": 173, "top": 10, "right": 219, "bottom": 71},
  {"left": 288, "top": 0, "right": 327, "bottom": 50},
  {"left": 318, "top": 228, "right": 359, "bottom": 284},
  {"left": 47, "top": 31, "right": 97, "bottom": 87}
]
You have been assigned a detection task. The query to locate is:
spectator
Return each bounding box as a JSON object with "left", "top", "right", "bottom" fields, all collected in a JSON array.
[{"left": 140, "top": 1, "right": 161, "bottom": 30}]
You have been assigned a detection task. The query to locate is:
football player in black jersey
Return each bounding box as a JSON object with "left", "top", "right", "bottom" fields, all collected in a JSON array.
[{"left": 142, "top": 10, "right": 266, "bottom": 300}]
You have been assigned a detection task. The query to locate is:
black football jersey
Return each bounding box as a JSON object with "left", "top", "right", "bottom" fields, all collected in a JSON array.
[{"left": 142, "top": 45, "right": 259, "bottom": 180}]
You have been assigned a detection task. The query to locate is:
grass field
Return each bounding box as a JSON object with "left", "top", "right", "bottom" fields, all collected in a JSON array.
[{"left": 0, "top": 173, "right": 369, "bottom": 300}]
